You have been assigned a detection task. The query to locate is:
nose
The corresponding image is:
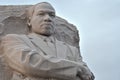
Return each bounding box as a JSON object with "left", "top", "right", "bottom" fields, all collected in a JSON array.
[{"left": 44, "top": 14, "right": 52, "bottom": 22}]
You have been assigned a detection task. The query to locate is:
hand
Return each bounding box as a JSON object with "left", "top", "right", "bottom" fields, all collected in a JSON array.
[
  {"left": 77, "top": 67, "right": 95, "bottom": 80},
  {"left": 80, "top": 72, "right": 94, "bottom": 80}
]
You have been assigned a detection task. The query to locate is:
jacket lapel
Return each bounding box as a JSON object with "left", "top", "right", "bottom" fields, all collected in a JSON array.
[
  {"left": 56, "top": 40, "right": 75, "bottom": 60},
  {"left": 55, "top": 40, "right": 67, "bottom": 59},
  {"left": 28, "top": 33, "right": 68, "bottom": 59},
  {"left": 28, "top": 34, "right": 55, "bottom": 55}
]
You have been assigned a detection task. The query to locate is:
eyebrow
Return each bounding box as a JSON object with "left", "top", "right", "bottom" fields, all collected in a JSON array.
[{"left": 36, "top": 10, "right": 55, "bottom": 13}]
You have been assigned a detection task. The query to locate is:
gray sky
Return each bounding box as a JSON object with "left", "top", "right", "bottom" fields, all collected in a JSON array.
[{"left": 0, "top": 0, "right": 119, "bottom": 80}]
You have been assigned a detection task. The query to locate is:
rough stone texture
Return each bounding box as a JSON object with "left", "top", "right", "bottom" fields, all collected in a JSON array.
[
  {"left": 0, "top": 5, "right": 80, "bottom": 80},
  {"left": 0, "top": 5, "right": 79, "bottom": 48},
  {"left": 0, "top": 57, "right": 13, "bottom": 80}
]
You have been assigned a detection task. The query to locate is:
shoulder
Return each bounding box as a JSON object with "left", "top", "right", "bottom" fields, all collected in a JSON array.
[
  {"left": 2, "top": 34, "right": 24, "bottom": 41},
  {"left": 3, "top": 34, "right": 19, "bottom": 38},
  {"left": 67, "top": 44, "right": 78, "bottom": 52},
  {"left": 56, "top": 39, "right": 77, "bottom": 50}
]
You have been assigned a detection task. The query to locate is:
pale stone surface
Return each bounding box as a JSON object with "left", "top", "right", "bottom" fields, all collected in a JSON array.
[
  {"left": 0, "top": 5, "right": 79, "bottom": 48},
  {"left": 0, "top": 2, "right": 94, "bottom": 80}
]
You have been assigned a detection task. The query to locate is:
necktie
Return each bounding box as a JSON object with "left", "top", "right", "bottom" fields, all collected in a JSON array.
[{"left": 44, "top": 38, "right": 57, "bottom": 57}]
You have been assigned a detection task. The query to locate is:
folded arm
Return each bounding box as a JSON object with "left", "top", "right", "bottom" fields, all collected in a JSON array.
[
  {"left": 74, "top": 47, "right": 95, "bottom": 80},
  {"left": 1, "top": 34, "right": 82, "bottom": 79}
]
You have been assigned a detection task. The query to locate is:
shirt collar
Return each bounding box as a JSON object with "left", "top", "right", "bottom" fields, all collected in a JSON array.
[{"left": 29, "top": 33, "right": 55, "bottom": 43}]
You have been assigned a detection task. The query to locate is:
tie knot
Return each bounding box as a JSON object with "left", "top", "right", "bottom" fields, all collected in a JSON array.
[{"left": 44, "top": 37, "right": 54, "bottom": 43}]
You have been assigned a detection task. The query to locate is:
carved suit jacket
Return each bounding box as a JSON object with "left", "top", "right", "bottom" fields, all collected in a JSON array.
[{"left": 1, "top": 33, "right": 88, "bottom": 80}]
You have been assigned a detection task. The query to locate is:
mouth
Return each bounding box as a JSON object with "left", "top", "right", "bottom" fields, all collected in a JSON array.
[
  {"left": 41, "top": 23, "right": 53, "bottom": 27},
  {"left": 41, "top": 24, "right": 52, "bottom": 29},
  {"left": 43, "top": 22, "right": 52, "bottom": 25},
  {"left": 43, "top": 23, "right": 52, "bottom": 26}
]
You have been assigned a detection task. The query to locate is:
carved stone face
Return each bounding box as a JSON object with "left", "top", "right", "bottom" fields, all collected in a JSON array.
[{"left": 30, "top": 3, "right": 55, "bottom": 36}]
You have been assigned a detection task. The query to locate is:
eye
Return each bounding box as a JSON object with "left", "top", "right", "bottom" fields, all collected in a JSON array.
[
  {"left": 38, "top": 12, "right": 45, "bottom": 16},
  {"left": 49, "top": 13, "right": 55, "bottom": 18}
]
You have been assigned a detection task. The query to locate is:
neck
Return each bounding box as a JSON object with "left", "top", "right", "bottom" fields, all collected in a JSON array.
[{"left": 29, "top": 32, "right": 56, "bottom": 42}]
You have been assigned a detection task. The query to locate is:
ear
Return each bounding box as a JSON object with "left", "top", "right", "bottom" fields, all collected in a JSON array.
[
  {"left": 0, "top": 23, "right": 4, "bottom": 34},
  {"left": 27, "top": 17, "right": 31, "bottom": 26}
]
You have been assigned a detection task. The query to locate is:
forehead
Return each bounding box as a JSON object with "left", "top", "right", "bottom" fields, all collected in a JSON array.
[{"left": 34, "top": 3, "right": 55, "bottom": 13}]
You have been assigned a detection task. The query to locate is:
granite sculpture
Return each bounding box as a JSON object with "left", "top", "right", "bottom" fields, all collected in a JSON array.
[{"left": 0, "top": 2, "right": 94, "bottom": 80}]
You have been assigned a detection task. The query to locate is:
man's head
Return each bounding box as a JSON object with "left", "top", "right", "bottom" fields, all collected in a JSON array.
[{"left": 26, "top": 2, "right": 56, "bottom": 36}]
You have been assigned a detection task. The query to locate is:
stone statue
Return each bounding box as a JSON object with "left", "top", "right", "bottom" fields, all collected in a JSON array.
[{"left": 0, "top": 2, "right": 95, "bottom": 80}]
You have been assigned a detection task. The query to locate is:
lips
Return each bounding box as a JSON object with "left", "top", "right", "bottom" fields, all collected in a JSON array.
[
  {"left": 43, "top": 23, "right": 52, "bottom": 25},
  {"left": 41, "top": 22, "right": 53, "bottom": 27},
  {"left": 40, "top": 22, "right": 51, "bottom": 26},
  {"left": 40, "top": 24, "right": 52, "bottom": 29}
]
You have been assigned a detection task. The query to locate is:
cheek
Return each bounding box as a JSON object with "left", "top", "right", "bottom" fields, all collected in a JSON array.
[{"left": 31, "top": 17, "right": 43, "bottom": 25}]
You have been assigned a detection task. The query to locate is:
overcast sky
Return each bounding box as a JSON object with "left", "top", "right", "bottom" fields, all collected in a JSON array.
[{"left": 0, "top": 0, "right": 119, "bottom": 80}]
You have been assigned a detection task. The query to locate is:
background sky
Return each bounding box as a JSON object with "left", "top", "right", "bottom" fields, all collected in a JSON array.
[{"left": 0, "top": 0, "right": 119, "bottom": 80}]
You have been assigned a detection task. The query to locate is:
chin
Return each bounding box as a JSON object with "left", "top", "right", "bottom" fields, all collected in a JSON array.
[{"left": 39, "top": 31, "right": 52, "bottom": 36}]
